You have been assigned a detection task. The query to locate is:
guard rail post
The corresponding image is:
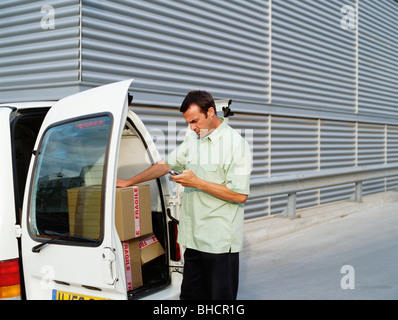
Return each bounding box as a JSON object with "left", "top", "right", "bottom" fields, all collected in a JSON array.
[
  {"left": 350, "top": 181, "right": 363, "bottom": 203},
  {"left": 279, "top": 192, "right": 297, "bottom": 219}
]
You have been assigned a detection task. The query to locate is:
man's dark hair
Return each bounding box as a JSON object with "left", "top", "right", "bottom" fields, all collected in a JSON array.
[{"left": 180, "top": 90, "right": 216, "bottom": 116}]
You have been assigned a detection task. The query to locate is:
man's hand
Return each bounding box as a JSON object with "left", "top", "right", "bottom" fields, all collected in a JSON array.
[
  {"left": 115, "top": 160, "right": 171, "bottom": 188},
  {"left": 171, "top": 170, "right": 247, "bottom": 204},
  {"left": 170, "top": 170, "right": 198, "bottom": 188},
  {"left": 116, "top": 178, "right": 132, "bottom": 188}
]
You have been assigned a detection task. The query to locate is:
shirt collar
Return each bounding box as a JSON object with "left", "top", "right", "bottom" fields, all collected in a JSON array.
[{"left": 200, "top": 117, "right": 226, "bottom": 144}]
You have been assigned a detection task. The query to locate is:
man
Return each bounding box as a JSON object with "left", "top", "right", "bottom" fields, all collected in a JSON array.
[{"left": 117, "top": 90, "right": 252, "bottom": 300}]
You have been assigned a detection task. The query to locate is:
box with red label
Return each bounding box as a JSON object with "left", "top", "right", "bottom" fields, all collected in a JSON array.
[
  {"left": 139, "top": 233, "right": 165, "bottom": 265},
  {"left": 122, "top": 238, "right": 143, "bottom": 291},
  {"left": 115, "top": 185, "right": 152, "bottom": 241}
]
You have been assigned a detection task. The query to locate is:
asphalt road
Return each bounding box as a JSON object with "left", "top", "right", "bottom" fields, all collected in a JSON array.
[{"left": 238, "top": 200, "right": 398, "bottom": 300}]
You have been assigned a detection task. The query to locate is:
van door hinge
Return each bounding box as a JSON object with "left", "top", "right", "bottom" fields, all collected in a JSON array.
[{"left": 15, "top": 225, "right": 22, "bottom": 238}]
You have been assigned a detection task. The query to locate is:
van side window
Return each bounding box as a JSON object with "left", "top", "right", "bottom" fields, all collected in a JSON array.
[{"left": 28, "top": 115, "right": 112, "bottom": 244}]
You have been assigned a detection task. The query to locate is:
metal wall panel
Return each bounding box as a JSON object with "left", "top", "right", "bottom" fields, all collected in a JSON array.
[
  {"left": 319, "top": 120, "right": 356, "bottom": 204},
  {"left": 1, "top": 0, "right": 397, "bottom": 124},
  {"left": 358, "top": 0, "right": 398, "bottom": 117},
  {"left": 268, "top": 116, "right": 319, "bottom": 215},
  {"left": 357, "top": 123, "right": 386, "bottom": 167},
  {"left": 130, "top": 106, "right": 187, "bottom": 160},
  {"left": 270, "top": 116, "right": 319, "bottom": 175},
  {"left": 357, "top": 123, "right": 386, "bottom": 194},
  {"left": 320, "top": 120, "right": 356, "bottom": 170},
  {"left": 271, "top": 0, "right": 357, "bottom": 113},
  {"left": 0, "top": 0, "right": 81, "bottom": 101},
  {"left": 229, "top": 113, "right": 270, "bottom": 218},
  {"left": 81, "top": 0, "right": 270, "bottom": 104},
  {"left": 387, "top": 125, "right": 398, "bottom": 190},
  {"left": 387, "top": 125, "right": 398, "bottom": 164},
  {"left": 263, "top": 115, "right": 398, "bottom": 215}
]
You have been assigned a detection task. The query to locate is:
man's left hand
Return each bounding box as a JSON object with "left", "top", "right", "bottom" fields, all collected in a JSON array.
[{"left": 170, "top": 170, "right": 199, "bottom": 188}]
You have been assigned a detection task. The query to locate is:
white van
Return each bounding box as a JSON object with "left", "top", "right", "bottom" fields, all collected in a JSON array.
[{"left": 0, "top": 79, "right": 190, "bottom": 300}]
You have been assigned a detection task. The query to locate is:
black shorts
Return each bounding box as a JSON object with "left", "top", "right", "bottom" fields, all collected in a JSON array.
[{"left": 180, "top": 248, "right": 239, "bottom": 300}]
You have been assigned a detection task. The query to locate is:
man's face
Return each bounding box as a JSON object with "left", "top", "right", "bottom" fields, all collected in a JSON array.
[{"left": 183, "top": 104, "right": 215, "bottom": 138}]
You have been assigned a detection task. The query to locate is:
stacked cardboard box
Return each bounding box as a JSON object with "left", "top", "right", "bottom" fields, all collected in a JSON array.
[
  {"left": 115, "top": 186, "right": 165, "bottom": 291},
  {"left": 67, "top": 184, "right": 165, "bottom": 291},
  {"left": 121, "top": 238, "right": 142, "bottom": 291},
  {"left": 139, "top": 234, "right": 165, "bottom": 265},
  {"left": 122, "top": 233, "right": 165, "bottom": 290},
  {"left": 67, "top": 185, "right": 102, "bottom": 240}
]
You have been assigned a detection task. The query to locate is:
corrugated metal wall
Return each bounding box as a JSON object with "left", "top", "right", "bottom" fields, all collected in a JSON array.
[
  {"left": 271, "top": 0, "right": 357, "bottom": 114},
  {"left": 1, "top": 0, "right": 398, "bottom": 218},
  {"left": 0, "top": 0, "right": 81, "bottom": 101},
  {"left": 358, "top": 0, "right": 398, "bottom": 117},
  {"left": 80, "top": 0, "right": 270, "bottom": 105}
]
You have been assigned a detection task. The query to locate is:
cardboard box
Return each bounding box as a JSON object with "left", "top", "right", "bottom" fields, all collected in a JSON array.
[
  {"left": 67, "top": 185, "right": 102, "bottom": 239},
  {"left": 115, "top": 185, "right": 152, "bottom": 241},
  {"left": 122, "top": 239, "right": 143, "bottom": 291},
  {"left": 139, "top": 234, "right": 165, "bottom": 265}
]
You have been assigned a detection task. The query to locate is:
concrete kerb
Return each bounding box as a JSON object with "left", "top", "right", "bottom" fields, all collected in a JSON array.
[{"left": 243, "top": 190, "right": 398, "bottom": 248}]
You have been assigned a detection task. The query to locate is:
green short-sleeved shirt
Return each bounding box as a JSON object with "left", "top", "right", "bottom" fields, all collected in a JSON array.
[{"left": 166, "top": 118, "right": 252, "bottom": 253}]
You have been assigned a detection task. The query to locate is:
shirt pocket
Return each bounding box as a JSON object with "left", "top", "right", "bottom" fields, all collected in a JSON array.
[
  {"left": 202, "top": 164, "right": 217, "bottom": 172},
  {"left": 200, "top": 164, "right": 224, "bottom": 184}
]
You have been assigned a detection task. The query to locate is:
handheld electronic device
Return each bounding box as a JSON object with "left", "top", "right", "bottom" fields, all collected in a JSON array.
[{"left": 168, "top": 170, "right": 182, "bottom": 175}]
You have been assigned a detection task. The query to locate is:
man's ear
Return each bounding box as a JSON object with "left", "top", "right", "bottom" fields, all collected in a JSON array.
[{"left": 208, "top": 106, "right": 216, "bottom": 118}]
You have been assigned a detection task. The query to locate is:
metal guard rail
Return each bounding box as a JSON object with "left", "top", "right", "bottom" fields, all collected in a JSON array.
[{"left": 249, "top": 164, "right": 398, "bottom": 219}]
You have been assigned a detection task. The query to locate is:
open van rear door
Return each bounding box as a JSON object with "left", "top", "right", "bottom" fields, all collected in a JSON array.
[{"left": 21, "top": 80, "right": 133, "bottom": 300}]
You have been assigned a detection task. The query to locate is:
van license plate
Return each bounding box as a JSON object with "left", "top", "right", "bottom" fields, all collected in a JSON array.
[{"left": 52, "top": 289, "right": 109, "bottom": 300}]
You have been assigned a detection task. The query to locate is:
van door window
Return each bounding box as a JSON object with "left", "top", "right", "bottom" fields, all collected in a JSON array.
[{"left": 28, "top": 115, "right": 112, "bottom": 245}]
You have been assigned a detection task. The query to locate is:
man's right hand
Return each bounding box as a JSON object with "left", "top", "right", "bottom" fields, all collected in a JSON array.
[
  {"left": 115, "top": 160, "right": 171, "bottom": 189},
  {"left": 116, "top": 178, "right": 131, "bottom": 188}
]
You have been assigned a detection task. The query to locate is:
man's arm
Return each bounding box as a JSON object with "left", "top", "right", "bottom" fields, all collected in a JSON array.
[
  {"left": 116, "top": 160, "right": 171, "bottom": 188},
  {"left": 171, "top": 170, "right": 248, "bottom": 204}
]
